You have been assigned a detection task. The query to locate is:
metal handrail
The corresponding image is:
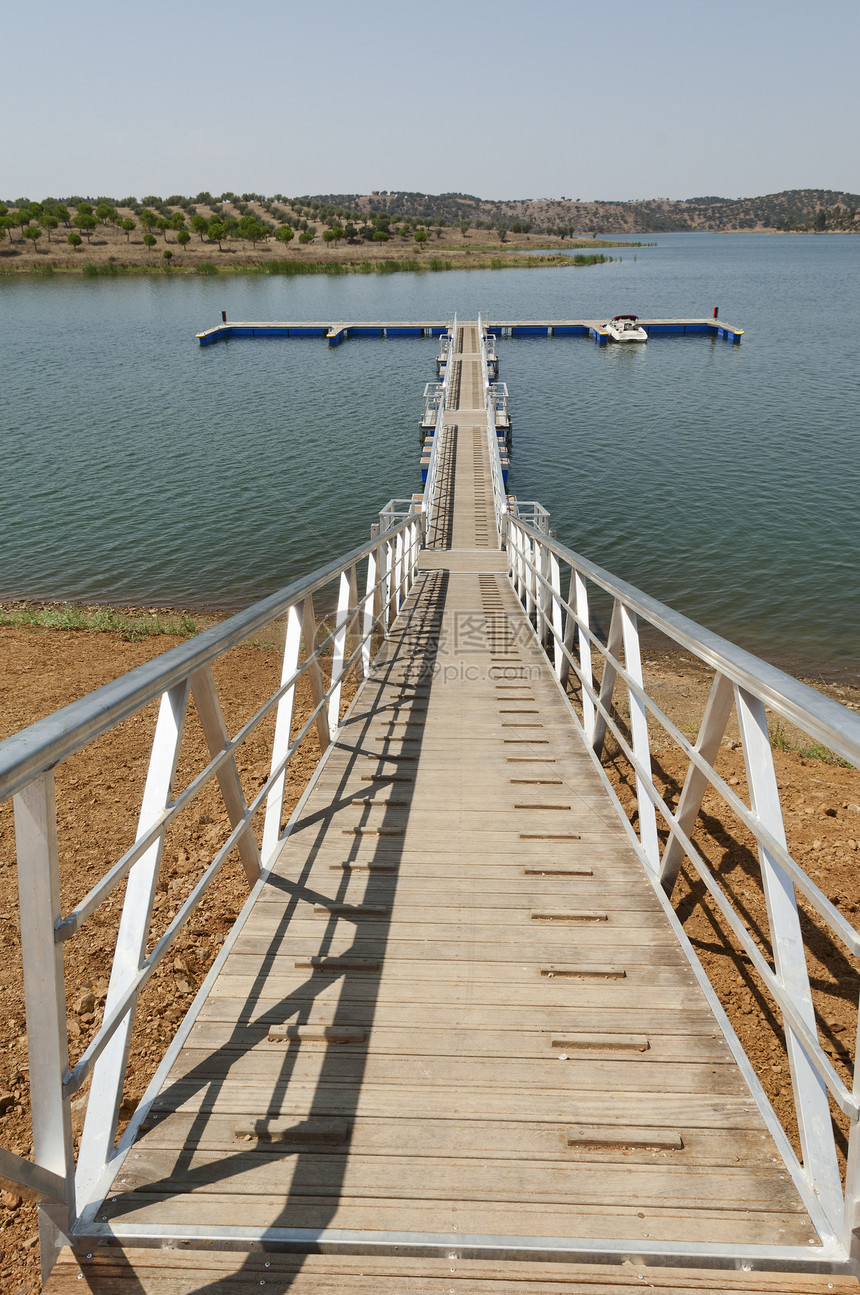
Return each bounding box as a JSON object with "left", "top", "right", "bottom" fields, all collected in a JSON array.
[
  {"left": 423, "top": 313, "right": 456, "bottom": 530},
  {"left": 507, "top": 515, "right": 860, "bottom": 764},
  {"left": 478, "top": 314, "right": 507, "bottom": 544},
  {"left": 504, "top": 510, "right": 860, "bottom": 1239},
  {"left": 0, "top": 507, "right": 424, "bottom": 1257}
]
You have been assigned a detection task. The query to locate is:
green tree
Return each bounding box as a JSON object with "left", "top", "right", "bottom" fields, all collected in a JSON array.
[
  {"left": 176, "top": 229, "right": 191, "bottom": 250},
  {"left": 121, "top": 217, "right": 136, "bottom": 240},
  {"left": 67, "top": 232, "right": 83, "bottom": 250},
  {"left": 238, "top": 213, "right": 267, "bottom": 246},
  {"left": 207, "top": 219, "right": 226, "bottom": 250},
  {"left": 76, "top": 201, "right": 93, "bottom": 216},
  {"left": 73, "top": 213, "right": 96, "bottom": 241},
  {"left": 372, "top": 229, "right": 390, "bottom": 242},
  {"left": 414, "top": 229, "right": 428, "bottom": 245},
  {"left": 139, "top": 208, "right": 158, "bottom": 234},
  {"left": 275, "top": 224, "right": 294, "bottom": 246},
  {"left": 322, "top": 229, "right": 336, "bottom": 247},
  {"left": 298, "top": 229, "right": 314, "bottom": 245},
  {"left": 95, "top": 202, "right": 116, "bottom": 224},
  {"left": 163, "top": 249, "right": 173, "bottom": 265},
  {"left": 55, "top": 204, "right": 70, "bottom": 226},
  {"left": 24, "top": 225, "right": 42, "bottom": 250},
  {"left": 156, "top": 217, "right": 171, "bottom": 240},
  {"left": 143, "top": 233, "right": 157, "bottom": 250},
  {"left": 170, "top": 211, "right": 186, "bottom": 233},
  {"left": 39, "top": 213, "right": 59, "bottom": 241},
  {"left": 190, "top": 213, "right": 208, "bottom": 241}
]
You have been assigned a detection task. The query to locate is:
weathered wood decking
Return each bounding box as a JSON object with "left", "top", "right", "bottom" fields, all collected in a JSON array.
[{"left": 48, "top": 324, "right": 848, "bottom": 1293}]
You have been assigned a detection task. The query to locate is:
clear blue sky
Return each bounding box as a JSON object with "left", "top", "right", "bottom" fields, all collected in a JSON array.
[{"left": 4, "top": 0, "right": 857, "bottom": 202}]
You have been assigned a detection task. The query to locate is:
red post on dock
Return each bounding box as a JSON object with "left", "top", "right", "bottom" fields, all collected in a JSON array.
[
  {"left": 713, "top": 306, "right": 719, "bottom": 318},
  {"left": 222, "top": 310, "right": 227, "bottom": 323}
]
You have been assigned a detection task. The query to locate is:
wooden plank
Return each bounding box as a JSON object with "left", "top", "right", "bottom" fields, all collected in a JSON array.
[
  {"left": 158, "top": 1050, "right": 750, "bottom": 1097},
  {"left": 138, "top": 1111, "right": 791, "bottom": 1169},
  {"left": 146, "top": 1080, "right": 765, "bottom": 1126},
  {"left": 45, "top": 1248, "right": 860, "bottom": 1295},
  {"left": 109, "top": 1149, "right": 805, "bottom": 1212},
  {"left": 94, "top": 1193, "right": 813, "bottom": 1245}
]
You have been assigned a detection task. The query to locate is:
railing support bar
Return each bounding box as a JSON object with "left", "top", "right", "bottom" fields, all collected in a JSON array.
[
  {"left": 191, "top": 666, "right": 262, "bottom": 884},
  {"left": 660, "top": 672, "right": 733, "bottom": 896},
  {"left": 592, "top": 599, "right": 623, "bottom": 760}
]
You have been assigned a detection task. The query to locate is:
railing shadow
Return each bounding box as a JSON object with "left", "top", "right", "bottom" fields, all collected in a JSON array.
[{"left": 105, "top": 570, "right": 449, "bottom": 1292}]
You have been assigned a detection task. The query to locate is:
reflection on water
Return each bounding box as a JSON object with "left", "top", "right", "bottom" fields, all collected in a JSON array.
[{"left": 1, "top": 234, "right": 858, "bottom": 676}]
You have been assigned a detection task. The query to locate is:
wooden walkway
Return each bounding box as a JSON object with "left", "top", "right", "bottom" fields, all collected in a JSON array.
[{"left": 48, "top": 325, "right": 850, "bottom": 1292}]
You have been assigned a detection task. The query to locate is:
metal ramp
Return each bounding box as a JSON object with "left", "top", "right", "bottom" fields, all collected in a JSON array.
[{"left": 2, "top": 323, "right": 859, "bottom": 1293}]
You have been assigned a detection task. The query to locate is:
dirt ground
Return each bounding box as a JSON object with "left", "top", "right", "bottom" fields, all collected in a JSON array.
[{"left": 0, "top": 623, "right": 858, "bottom": 1291}]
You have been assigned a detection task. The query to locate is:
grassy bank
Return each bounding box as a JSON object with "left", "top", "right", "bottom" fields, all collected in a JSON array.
[
  {"left": 0, "top": 601, "right": 207, "bottom": 640},
  {"left": 5, "top": 251, "right": 617, "bottom": 278}
]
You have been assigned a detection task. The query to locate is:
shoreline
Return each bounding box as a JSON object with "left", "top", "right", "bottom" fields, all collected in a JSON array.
[
  {"left": 0, "top": 223, "right": 642, "bottom": 277},
  {"left": 0, "top": 250, "right": 618, "bottom": 278},
  {"left": 3, "top": 595, "right": 858, "bottom": 696}
]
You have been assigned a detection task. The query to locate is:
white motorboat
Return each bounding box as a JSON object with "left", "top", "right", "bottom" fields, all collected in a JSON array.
[{"left": 605, "top": 314, "right": 648, "bottom": 342}]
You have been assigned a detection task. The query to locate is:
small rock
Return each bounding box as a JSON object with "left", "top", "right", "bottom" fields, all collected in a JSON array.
[
  {"left": 176, "top": 979, "right": 194, "bottom": 995},
  {"left": 0, "top": 1092, "right": 15, "bottom": 1115},
  {"left": 173, "top": 957, "right": 188, "bottom": 974},
  {"left": 74, "top": 992, "right": 96, "bottom": 1015},
  {"left": 23, "top": 1234, "right": 39, "bottom": 1250},
  {"left": 0, "top": 1191, "right": 21, "bottom": 1210}
]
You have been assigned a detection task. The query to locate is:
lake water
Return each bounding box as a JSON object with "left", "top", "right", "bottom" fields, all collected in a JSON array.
[{"left": 1, "top": 234, "right": 858, "bottom": 678}]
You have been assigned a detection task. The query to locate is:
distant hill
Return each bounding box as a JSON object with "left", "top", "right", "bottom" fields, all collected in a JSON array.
[{"left": 298, "top": 189, "right": 860, "bottom": 233}]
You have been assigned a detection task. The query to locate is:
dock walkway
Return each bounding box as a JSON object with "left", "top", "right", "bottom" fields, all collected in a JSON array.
[{"left": 47, "top": 324, "right": 847, "bottom": 1293}]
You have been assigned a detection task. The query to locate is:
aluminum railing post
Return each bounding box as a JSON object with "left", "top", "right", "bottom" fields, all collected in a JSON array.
[
  {"left": 327, "top": 567, "right": 354, "bottom": 735},
  {"left": 843, "top": 1043, "right": 860, "bottom": 1258},
  {"left": 659, "top": 672, "right": 733, "bottom": 897},
  {"left": 735, "top": 685, "right": 843, "bottom": 1232},
  {"left": 13, "top": 771, "right": 76, "bottom": 1279},
  {"left": 362, "top": 544, "right": 381, "bottom": 674},
  {"left": 75, "top": 679, "right": 190, "bottom": 1209},
  {"left": 394, "top": 529, "right": 406, "bottom": 614},
  {"left": 620, "top": 605, "right": 660, "bottom": 870},
  {"left": 549, "top": 552, "right": 564, "bottom": 675},
  {"left": 573, "top": 571, "right": 595, "bottom": 737},
  {"left": 262, "top": 602, "right": 303, "bottom": 864}
]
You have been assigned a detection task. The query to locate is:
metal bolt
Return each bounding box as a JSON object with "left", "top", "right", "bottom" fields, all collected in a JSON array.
[
  {"left": 86, "top": 1254, "right": 92, "bottom": 1260},
  {"left": 264, "top": 1262, "right": 270, "bottom": 1269}
]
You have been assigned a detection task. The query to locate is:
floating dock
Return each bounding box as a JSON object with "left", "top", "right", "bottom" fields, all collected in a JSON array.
[{"left": 196, "top": 317, "right": 744, "bottom": 346}]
